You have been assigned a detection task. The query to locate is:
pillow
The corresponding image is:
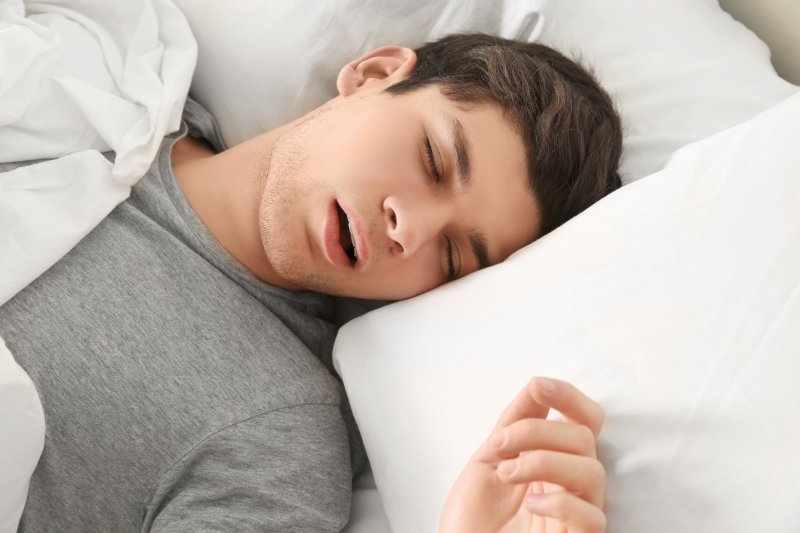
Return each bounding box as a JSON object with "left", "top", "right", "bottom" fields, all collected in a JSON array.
[
  {"left": 536, "top": 0, "right": 798, "bottom": 181},
  {"left": 172, "top": 0, "right": 547, "bottom": 147},
  {"left": 175, "top": 0, "right": 795, "bottom": 181},
  {"left": 333, "top": 92, "right": 800, "bottom": 533}
]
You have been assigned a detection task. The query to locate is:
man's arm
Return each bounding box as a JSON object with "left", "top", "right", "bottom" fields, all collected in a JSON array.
[{"left": 142, "top": 404, "right": 354, "bottom": 532}]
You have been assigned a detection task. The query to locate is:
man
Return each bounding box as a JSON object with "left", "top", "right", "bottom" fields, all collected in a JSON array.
[{"left": 0, "top": 34, "right": 621, "bottom": 531}]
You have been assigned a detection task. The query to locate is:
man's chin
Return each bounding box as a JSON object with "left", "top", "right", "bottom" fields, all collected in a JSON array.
[{"left": 264, "top": 252, "right": 339, "bottom": 295}]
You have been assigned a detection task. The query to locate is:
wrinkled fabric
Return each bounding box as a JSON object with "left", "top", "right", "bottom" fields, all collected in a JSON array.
[
  {"left": 0, "top": 336, "right": 44, "bottom": 533},
  {"left": 0, "top": 0, "right": 196, "bottom": 306}
]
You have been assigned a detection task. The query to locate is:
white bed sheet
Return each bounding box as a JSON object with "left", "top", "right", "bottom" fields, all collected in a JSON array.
[
  {"left": 341, "top": 468, "right": 392, "bottom": 533},
  {"left": 0, "top": 338, "right": 44, "bottom": 533}
]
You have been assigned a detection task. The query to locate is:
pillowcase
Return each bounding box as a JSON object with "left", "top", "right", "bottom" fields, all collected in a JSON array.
[
  {"left": 175, "top": 0, "right": 795, "bottom": 181},
  {"left": 172, "top": 0, "right": 547, "bottom": 146},
  {"left": 333, "top": 92, "right": 800, "bottom": 533},
  {"left": 536, "top": 0, "right": 798, "bottom": 181}
]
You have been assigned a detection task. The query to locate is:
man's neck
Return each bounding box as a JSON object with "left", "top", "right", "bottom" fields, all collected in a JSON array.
[{"left": 171, "top": 128, "right": 300, "bottom": 290}]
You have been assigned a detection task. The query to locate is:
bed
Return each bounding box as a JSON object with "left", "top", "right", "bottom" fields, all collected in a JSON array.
[{"left": 1, "top": 1, "right": 798, "bottom": 532}]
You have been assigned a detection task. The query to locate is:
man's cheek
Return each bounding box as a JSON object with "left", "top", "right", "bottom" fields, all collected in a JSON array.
[{"left": 385, "top": 263, "right": 442, "bottom": 300}]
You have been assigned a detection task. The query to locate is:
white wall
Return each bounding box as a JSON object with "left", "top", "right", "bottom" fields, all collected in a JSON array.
[{"left": 719, "top": 0, "right": 800, "bottom": 85}]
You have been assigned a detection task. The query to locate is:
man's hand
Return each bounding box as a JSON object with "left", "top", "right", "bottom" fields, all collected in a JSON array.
[{"left": 439, "top": 377, "right": 606, "bottom": 533}]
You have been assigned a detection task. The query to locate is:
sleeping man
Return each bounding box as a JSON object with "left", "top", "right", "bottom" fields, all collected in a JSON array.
[{"left": 0, "top": 34, "right": 621, "bottom": 532}]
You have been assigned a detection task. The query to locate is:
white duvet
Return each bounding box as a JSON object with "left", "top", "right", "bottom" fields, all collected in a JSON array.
[
  {"left": 0, "top": 0, "right": 195, "bottom": 305},
  {"left": 0, "top": 339, "right": 44, "bottom": 533},
  {"left": 0, "top": 1, "right": 195, "bottom": 529}
]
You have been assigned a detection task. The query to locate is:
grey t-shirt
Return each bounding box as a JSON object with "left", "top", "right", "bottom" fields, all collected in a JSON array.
[{"left": 0, "top": 100, "right": 366, "bottom": 532}]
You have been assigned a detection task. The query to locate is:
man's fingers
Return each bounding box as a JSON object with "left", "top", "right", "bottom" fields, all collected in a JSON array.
[
  {"left": 493, "top": 377, "right": 604, "bottom": 439},
  {"left": 487, "top": 418, "right": 597, "bottom": 460},
  {"left": 524, "top": 491, "right": 607, "bottom": 533},
  {"left": 528, "top": 378, "right": 604, "bottom": 438},
  {"left": 493, "top": 378, "right": 551, "bottom": 430},
  {"left": 496, "top": 450, "right": 605, "bottom": 507}
]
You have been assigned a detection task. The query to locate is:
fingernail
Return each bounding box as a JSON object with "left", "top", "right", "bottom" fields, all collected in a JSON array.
[
  {"left": 539, "top": 377, "right": 556, "bottom": 395},
  {"left": 498, "top": 459, "right": 517, "bottom": 477},
  {"left": 524, "top": 494, "right": 544, "bottom": 510},
  {"left": 489, "top": 429, "right": 506, "bottom": 448}
]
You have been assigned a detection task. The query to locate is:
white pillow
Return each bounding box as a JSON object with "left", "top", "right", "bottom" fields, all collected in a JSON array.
[
  {"left": 333, "top": 92, "right": 800, "bottom": 533},
  {"left": 172, "top": 0, "right": 547, "bottom": 147},
  {"left": 175, "top": 0, "right": 795, "bottom": 182},
  {"left": 537, "top": 0, "right": 797, "bottom": 182}
]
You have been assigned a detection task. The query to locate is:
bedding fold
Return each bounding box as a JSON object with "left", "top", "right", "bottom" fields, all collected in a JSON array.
[{"left": 0, "top": 0, "right": 197, "bottom": 306}]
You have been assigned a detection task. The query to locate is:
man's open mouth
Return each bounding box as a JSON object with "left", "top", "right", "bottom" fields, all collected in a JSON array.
[{"left": 336, "top": 201, "right": 357, "bottom": 265}]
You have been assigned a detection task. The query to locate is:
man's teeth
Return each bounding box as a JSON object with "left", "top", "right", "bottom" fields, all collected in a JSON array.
[{"left": 348, "top": 219, "right": 358, "bottom": 259}]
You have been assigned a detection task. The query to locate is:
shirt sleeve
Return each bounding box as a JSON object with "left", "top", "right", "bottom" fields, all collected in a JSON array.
[{"left": 141, "top": 403, "right": 354, "bottom": 532}]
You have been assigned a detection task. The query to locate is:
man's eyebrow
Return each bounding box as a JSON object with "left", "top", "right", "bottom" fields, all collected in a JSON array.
[
  {"left": 446, "top": 116, "right": 486, "bottom": 270},
  {"left": 449, "top": 115, "right": 472, "bottom": 188},
  {"left": 467, "top": 229, "right": 490, "bottom": 271}
]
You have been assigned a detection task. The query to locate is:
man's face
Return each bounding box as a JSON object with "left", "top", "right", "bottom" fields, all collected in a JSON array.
[{"left": 258, "top": 85, "right": 540, "bottom": 300}]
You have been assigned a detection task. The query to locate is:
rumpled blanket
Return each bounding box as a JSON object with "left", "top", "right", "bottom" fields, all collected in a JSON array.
[{"left": 0, "top": 0, "right": 196, "bottom": 305}]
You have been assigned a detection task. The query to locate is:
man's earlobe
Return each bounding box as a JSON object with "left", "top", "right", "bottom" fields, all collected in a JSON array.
[{"left": 336, "top": 46, "right": 417, "bottom": 96}]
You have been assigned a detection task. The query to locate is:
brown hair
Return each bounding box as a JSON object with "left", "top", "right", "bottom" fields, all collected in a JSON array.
[{"left": 386, "top": 33, "right": 623, "bottom": 236}]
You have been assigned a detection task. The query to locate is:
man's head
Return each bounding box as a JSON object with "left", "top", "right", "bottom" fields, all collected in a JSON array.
[
  {"left": 385, "top": 34, "right": 623, "bottom": 236},
  {"left": 256, "top": 33, "right": 622, "bottom": 300}
]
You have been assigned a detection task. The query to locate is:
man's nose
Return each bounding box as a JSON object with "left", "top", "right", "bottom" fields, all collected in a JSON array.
[{"left": 382, "top": 195, "right": 450, "bottom": 257}]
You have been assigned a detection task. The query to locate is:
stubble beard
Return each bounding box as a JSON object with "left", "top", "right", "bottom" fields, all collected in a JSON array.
[{"left": 257, "top": 115, "right": 341, "bottom": 295}]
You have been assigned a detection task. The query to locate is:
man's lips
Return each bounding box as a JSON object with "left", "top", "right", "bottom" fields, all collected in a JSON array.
[
  {"left": 322, "top": 199, "right": 369, "bottom": 269},
  {"left": 337, "top": 198, "right": 369, "bottom": 265}
]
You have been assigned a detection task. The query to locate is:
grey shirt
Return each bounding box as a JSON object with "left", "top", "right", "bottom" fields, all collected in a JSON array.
[{"left": 0, "top": 100, "right": 366, "bottom": 532}]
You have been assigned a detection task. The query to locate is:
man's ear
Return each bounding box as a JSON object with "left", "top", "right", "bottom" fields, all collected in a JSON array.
[{"left": 336, "top": 46, "right": 417, "bottom": 96}]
